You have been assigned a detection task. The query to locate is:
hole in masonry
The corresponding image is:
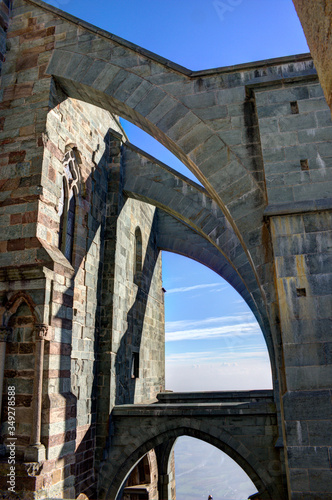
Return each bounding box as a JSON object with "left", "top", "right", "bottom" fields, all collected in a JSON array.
[
  {"left": 290, "top": 101, "right": 299, "bottom": 114},
  {"left": 131, "top": 351, "right": 140, "bottom": 378},
  {"left": 300, "top": 159, "right": 309, "bottom": 171},
  {"left": 296, "top": 288, "right": 306, "bottom": 297}
]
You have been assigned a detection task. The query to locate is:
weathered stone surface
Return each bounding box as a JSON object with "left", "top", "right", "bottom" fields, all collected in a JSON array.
[{"left": 0, "top": 1, "right": 331, "bottom": 500}]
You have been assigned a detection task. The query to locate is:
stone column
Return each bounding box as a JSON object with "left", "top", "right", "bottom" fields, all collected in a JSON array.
[
  {"left": 24, "top": 324, "right": 48, "bottom": 463},
  {"left": 0, "top": 327, "right": 9, "bottom": 421}
]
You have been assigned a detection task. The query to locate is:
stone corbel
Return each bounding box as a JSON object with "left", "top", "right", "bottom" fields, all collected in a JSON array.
[{"left": 24, "top": 324, "right": 48, "bottom": 463}]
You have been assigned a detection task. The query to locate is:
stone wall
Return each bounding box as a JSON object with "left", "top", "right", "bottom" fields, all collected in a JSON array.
[
  {"left": 0, "top": 2, "right": 164, "bottom": 496},
  {"left": 255, "top": 81, "right": 332, "bottom": 206}
]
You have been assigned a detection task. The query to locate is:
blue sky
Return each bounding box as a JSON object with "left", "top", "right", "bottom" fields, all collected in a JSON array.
[{"left": 43, "top": 0, "right": 309, "bottom": 394}]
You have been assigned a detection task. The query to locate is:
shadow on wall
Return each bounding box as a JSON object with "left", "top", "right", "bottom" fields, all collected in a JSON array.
[{"left": 114, "top": 217, "right": 158, "bottom": 406}]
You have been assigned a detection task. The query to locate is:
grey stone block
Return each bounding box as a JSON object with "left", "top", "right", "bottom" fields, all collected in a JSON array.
[
  {"left": 261, "top": 132, "right": 298, "bottom": 148},
  {"left": 268, "top": 86, "right": 309, "bottom": 104},
  {"left": 283, "top": 390, "right": 332, "bottom": 420},
  {"left": 309, "top": 469, "right": 332, "bottom": 493},
  {"left": 298, "top": 127, "right": 332, "bottom": 144},
  {"left": 257, "top": 103, "right": 290, "bottom": 118},
  {"left": 307, "top": 421, "right": 332, "bottom": 446},
  {"left": 279, "top": 113, "right": 317, "bottom": 132},
  {"left": 288, "top": 446, "right": 330, "bottom": 469},
  {"left": 268, "top": 186, "right": 293, "bottom": 203},
  {"left": 316, "top": 110, "right": 332, "bottom": 128},
  {"left": 289, "top": 469, "right": 310, "bottom": 491}
]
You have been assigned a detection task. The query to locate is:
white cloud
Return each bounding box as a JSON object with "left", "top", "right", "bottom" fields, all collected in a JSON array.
[
  {"left": 165, "top": 313, "right": 262, "bottom": 342},
  {"left": 166, "top": 283, "right": 225, "bottom": 294},
  {"left": 166, "top": 347, "right": 268, "bottom": 365}
]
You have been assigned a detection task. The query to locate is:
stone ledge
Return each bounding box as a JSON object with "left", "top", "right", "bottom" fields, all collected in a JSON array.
[
  {"left": 0, "top": 238, "right": 74, "bottom": 281},
  {"left": 112, "top": 401, "right": 276, "bottom": 417},
  {"left": 156, "top": 390, "right": 274, "bottom": 404},
  {"left": 264, "top": 198, "right": 332, "bottom": 217}
]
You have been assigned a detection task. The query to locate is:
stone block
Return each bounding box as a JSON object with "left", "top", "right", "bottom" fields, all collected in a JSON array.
[
  {"left": 279, "top": 113, "right": 317, "bottom": 132},
  {"left": 268, "top": 186, "right": 294, "bottom": 203},
  {"left": 316, "top": 109, "right": 332, "bottom": 127},
  {"left": 293, "top": 181, "right": 332, "bottom": 202},
  {"left": 261, "top": 131, "right": 298, "bottom": 148},
  {"left": 257, "top": 103, "right": 290, "bottom": 118},
  {"left": 307, "top": 420, "right": 332, "bottom": 446},
  {"left": 289, "top": 469, "right": 310, "bottom": 491},
  {"left": 286, "top": 365, "right": 332, "bottom": 391},
  {"left": 298, "top": 127, "right": 332, "bottom": 144},
  {"left": 309, "top": 469, "right": 332, "bottom": 492},
  {"left": 267, "top": 86, "right": 309, "bottom": 104},
  {"left": 285, "top": 420, "right": 309, "bottom": 446},
  {"left": 283, "top": 390, "right": 332, "bottom": 420}
]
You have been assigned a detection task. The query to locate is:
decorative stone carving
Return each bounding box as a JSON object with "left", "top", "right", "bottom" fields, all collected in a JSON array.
[
  {"left": 34, "top": 324, "right": 48, "bottom": 339},
  {"left": 24, "top": 462, "right": 43, "bottom": 477}
]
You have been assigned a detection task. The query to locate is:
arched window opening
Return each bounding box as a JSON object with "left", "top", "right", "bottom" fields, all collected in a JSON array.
[
  {"left": 162, "top": 252, "right": 272, "bottom": 392},
  {"left": 58, "top": 149, "right": 79, "bottom": 264},
  {"left": 174, "top": 436, "right": 256, "bottom": 500},
  {"left": 134, "top": 227, "right": 143, "bottom": 285}
]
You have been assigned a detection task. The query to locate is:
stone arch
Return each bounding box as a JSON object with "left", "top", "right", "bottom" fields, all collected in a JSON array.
[
  {"left": 101, "top": 423, "right": 281, "bottom": 500},
  {"left": 47, "top": 45, "right": 268, "bottom": 303},
  {"left": 46, "top": 39, "right": 280, "bottom": 387}
]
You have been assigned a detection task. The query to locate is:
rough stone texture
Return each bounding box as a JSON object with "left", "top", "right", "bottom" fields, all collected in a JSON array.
[
  {"left": 0, "top": 1, "right": 331, "bottom": 499},
  {"left": 293, "top": 0, "right": 332, "bottom": 111},
  {"left": 255, "top": 82, "right": 332, "bottom": 206},
  {"left": 99, "top": 393, "right": 284, "bottom": 500}
]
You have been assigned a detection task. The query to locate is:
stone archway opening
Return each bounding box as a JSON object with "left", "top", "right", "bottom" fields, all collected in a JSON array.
[
  {"left": 163, "top": 252, "right": 272, "bottom": 392},
  {"left": 173, "top": 436, "right": 257, "bottom": 500}
]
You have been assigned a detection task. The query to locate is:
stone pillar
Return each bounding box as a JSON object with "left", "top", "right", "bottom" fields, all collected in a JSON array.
[
  {"left": 24, "top": 324, "right": 48, "bottom": 462},
  {"left": 270, "top": 210, "right": 332, "bottom": 497},
  {"left": 0, "top": 327, "right": 9, "bottom": 421}
]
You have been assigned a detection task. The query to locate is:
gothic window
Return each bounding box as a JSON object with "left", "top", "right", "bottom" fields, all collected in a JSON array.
[{"left": 58, "top": 150, "right": 79, "bottom": 264}]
